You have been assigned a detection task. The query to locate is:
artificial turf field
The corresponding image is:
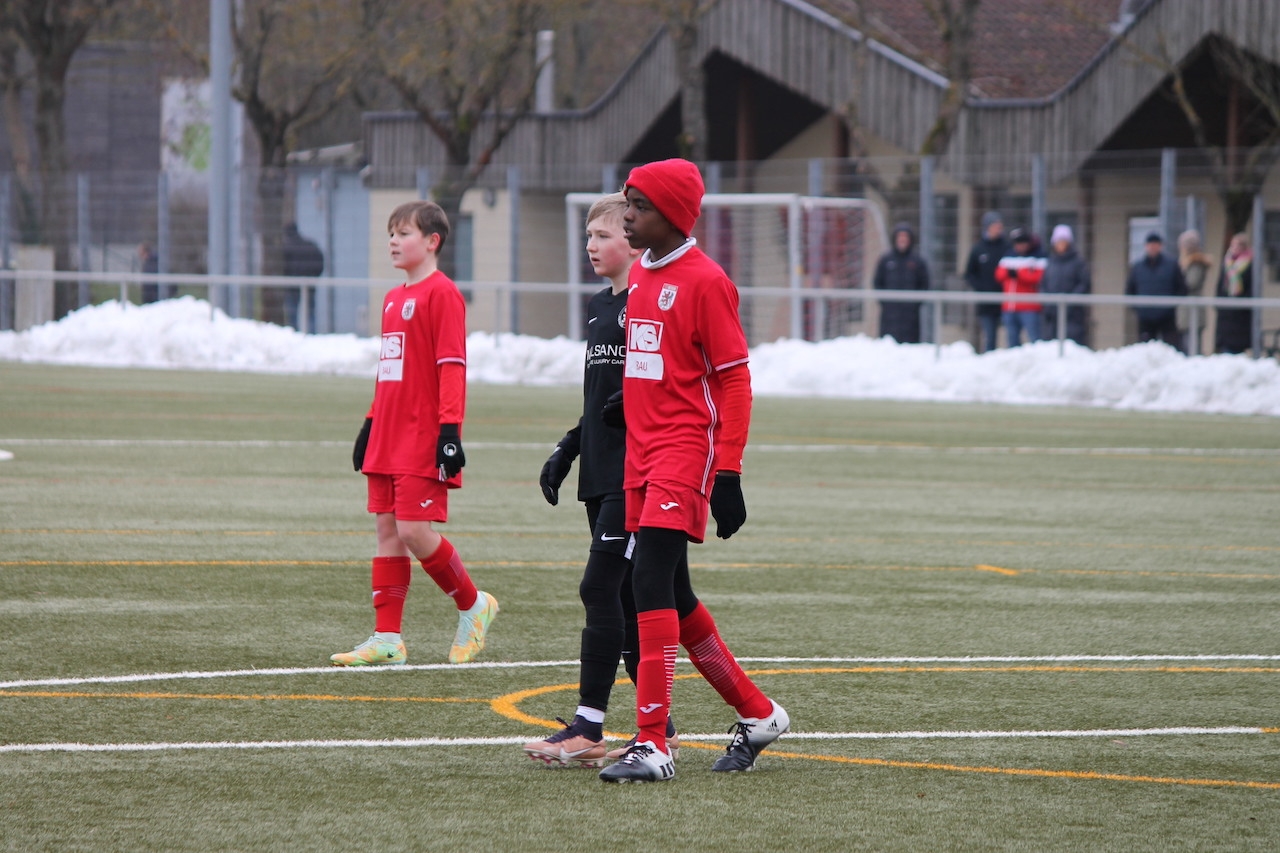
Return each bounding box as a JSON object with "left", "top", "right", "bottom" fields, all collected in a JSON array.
[{"left": 0, "top": 360, "right": 1277, "bottom": 852}]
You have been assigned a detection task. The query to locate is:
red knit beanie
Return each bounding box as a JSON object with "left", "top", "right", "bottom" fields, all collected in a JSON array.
[{"left": 625, "top": 158, "right": 704, "bottom": 237}]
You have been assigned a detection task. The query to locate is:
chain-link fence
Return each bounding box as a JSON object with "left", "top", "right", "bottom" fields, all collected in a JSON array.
[{"left": 2, "top": 148, "right": 1278, "bottom": 355}]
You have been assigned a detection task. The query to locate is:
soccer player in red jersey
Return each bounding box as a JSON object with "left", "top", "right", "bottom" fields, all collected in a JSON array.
[
  {"left": 332, "top": 200, "right": 498, "bottom": 667},
  {"left": 598, "top": 159, "right": 789, "bottom": 783}
]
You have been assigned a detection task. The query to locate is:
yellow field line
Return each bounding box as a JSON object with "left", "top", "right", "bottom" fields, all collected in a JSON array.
[
  {"left": 6, "top": 669, "right": 1278, "bottom": 790},
  {"left": 752, "top": 748, "right": 1280, "bottom": 790},
  {"left": 491, "top": 670, "right": 1280, "bottom": 790}
]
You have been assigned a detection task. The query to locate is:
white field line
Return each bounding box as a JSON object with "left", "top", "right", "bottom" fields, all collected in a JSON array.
[
  {"left": 3, "top": 654, "right": 1278, "bottom": 690},
  {"left": 1, "top": 438, "right": 1278, "bottom": 457},
  {"left": 1, "top": 727, "right": 1272, "bottom": 755}
]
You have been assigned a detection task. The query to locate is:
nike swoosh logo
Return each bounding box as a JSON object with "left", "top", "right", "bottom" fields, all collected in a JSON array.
[
  {"left": 600, "top": 534, "right": 626, "bottom": 541},
  {"left": 420, "top": 499, "right": 434, "bottom": 508},
  {"left": 659, "top": 502, "right": 679, "bottom": 510},
  {"left": 588, "top": 317, "right": 598, "bottom": 323},
  {"left": 640, "top": 703, "right": 664, "bottom": 714}
]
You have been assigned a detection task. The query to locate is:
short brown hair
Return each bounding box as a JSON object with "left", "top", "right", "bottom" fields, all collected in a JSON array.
[
  {"left": 586, "top": 191, "right": 627, "bottom": 226},
  {"left": 388, "top": 200, "right": 450, "bottom": 251}
]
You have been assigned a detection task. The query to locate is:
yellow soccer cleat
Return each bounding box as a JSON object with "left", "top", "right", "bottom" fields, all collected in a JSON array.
[
  {"left": 330, "top": 635, "right": 407, "bottom": 667},
  {"left": 448, "top": 591, "right": 498, "bottom": 663}
]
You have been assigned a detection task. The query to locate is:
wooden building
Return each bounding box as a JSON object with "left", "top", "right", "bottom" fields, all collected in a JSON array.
[{"left": 363, "top": 0, "right": 1280, "bottom": 348}]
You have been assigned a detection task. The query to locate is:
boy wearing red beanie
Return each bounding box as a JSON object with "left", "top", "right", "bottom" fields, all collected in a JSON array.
[{"left": 598, "top": 159, "right": 789, "bottom": 783}]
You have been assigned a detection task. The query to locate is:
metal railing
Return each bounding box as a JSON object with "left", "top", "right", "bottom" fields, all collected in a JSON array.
[{"left": 3, "top": 270, "right": 1278, "bottom": 360}]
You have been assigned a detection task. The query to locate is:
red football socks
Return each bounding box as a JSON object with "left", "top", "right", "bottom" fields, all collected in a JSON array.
[
  {"left": 680, "top": 601, "right": 772, "bottom": 720},
  {"left": 371, "top": 555, "right": 411, "bottom": 633},
  {"left": 419, "top": 537, "right": 478, "bottom": 611},
  {"left": 635, "top": 609, "right": 680, "bottom": 751}
]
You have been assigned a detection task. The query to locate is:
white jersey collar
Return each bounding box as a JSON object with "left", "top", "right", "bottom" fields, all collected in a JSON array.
[{"left": 640, "top": 237, "right": 697, "bottom": 270}]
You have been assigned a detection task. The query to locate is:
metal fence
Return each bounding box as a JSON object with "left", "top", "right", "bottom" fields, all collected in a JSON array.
[
  {"left": 2, "top": 148, "right": 1279, "bottom": 353},
  {"left": 5, "top": 270, "right": 1279, "bottom": 363}
]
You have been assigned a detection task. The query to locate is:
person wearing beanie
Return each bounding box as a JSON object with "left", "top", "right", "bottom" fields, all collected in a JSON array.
[
  {"left": 995, "top": 228, "right": 1047, "bottom": 347},
  {"left": 1040, "top": 224, "right": 1092, "bottom": 346},
  {"left": 597, "top": 158, "right": 790, "bottom": 783},
  {"left": 872, "top": 222, "right": 931, "bottom": 344},
  {"left": 1125, "top": 232, "right": 1187, "bottom": 349},
  {"left": 964, "top": 210, "right": 1010, "bottom": 352}
]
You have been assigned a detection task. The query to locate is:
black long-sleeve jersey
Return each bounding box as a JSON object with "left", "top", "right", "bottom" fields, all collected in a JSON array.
[{"left": 575, "top": 285, "right": 628, "bottom": 501}]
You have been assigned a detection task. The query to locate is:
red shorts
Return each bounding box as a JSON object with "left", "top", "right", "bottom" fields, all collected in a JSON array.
[
  {"left": 366, "top": 473, "right": 448, "bottom": 522},
  {"left": 625, "top": 481, "right": 709, "bottom": 544}
]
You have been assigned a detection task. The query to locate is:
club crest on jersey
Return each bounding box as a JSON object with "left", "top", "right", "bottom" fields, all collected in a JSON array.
[
  {"left": 401, "top": 298, "right": 416, "bottom": 320},
  {"left": 618, "top": 306, "right": 627, "bottom": 328},
  {"left": 658, "top": 284, "right": 678, "bottom": 311}
]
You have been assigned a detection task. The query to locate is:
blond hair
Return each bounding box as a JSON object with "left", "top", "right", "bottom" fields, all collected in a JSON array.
[
  {"left": 388, "top": 200, "right": 450, "bottom": 251},
  {"left": 586, "top": 192, "right": 627, "bottom": 226}
]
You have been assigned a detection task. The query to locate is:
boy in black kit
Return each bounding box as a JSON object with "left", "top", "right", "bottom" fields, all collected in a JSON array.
[{"left": 524, "top": 193, "right": 679, "bottom": 766}]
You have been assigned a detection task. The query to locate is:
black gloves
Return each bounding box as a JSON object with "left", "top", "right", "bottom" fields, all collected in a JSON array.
[
  {"left": 539, "top": 429, "right": 581, "bottom": 506},
  {"left": 352, "top": 418, "right": 372, "bottom": 472},
  {"left": 709, "top": 471, "right": 747, "bottom": 539},
  {"left": 436, "top": 423, "right": 466, "bottom": 479},
  {"left": 601, "top": 390, "right": 625, "bottom": 429}
]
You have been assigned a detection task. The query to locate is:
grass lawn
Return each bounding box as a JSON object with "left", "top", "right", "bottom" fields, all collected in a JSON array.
[{"left": 1, "top": 362, "right": 1277, "bottom": 852}]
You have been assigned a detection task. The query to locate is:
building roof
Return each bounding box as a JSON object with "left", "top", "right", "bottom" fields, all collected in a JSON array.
[{"left": 810, "top": 0, "right": 1122, "bottom": 99}]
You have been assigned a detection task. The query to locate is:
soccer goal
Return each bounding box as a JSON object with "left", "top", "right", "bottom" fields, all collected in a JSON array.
[{"left": 565, "top": 192, "right": 889, "bottom": 344}]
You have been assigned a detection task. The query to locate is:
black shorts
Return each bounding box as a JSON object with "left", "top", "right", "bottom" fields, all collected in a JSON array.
[{"left": 584, "top": 494, "right": 635, "bottom": 558}]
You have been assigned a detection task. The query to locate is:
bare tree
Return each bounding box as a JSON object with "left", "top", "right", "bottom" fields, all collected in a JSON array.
[
  {"left": 1099, "top": 10, "right": 1280, "bottom": 241},
  {"left": 364, "top": 0, "right": 548, "bottom": 276},
  {"left": 155, "top": 0, "right": 363, "bottom": 282},
  {"left": 0, "top": 28, "right": 37, "bottom": 242},
  {"left": 918, "top": 0, "right": 981, "bottom": 157},
  {"left": 0, "top": 0, "right": 125, "bottom": 314},
  {"left": 230, "top": 0, "right": 362, "bottom": 283},
  {"left": 649, "top": 0, "right": 714, "bottom": 161},
  {"left": 1168, "top": 40, "right": 1280, "bottom": 240}
]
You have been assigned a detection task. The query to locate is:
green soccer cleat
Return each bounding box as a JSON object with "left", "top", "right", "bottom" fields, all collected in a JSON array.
[
  {"left": 449, "top": 591, "right": 498, "bottom": 663},
  {"left": 329, "top": 636, "right": 407, "bottom": 667}
]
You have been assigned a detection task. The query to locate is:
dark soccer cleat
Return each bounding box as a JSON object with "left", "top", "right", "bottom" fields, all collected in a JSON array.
[
  {"left": 598, "top": 740, "right": 675, "bottom": 783},
  {"left": 606, "top": 725, "right": 680, "bottom": 761},
  {"left": 711, "top": 699, "right": 790, "bottom": 772}
]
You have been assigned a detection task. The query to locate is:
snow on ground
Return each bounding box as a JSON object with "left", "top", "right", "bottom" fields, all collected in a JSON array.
[{"left": 1, "top": 295, "right": 1277, "bottom": 417}]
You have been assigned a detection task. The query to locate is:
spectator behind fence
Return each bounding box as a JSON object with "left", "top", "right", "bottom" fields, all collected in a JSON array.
[
  {"left": 1125, "top": 231, "right": 1186, "bottom": 349},
  {"left": 138, "top": 242, "right": 159, "bottom": 304},
  {"left": 996, "top": 228, "right": 1045, "bottom": 347},
  {"left": 964, "top": 210, "right": 1009, "bottom": 352},
  {"left": 1040, "top": 224, "right": 1091, "bottom": 347},
  {"left": 1177, "top": 230, "right": 1213, "bottom": 354},
  {"left": 1215, "top": 232, "right": 1254, "bottom": 355},
  {"left": 872, "top": 221, "right": 930, "bottom": 344},
  {"left": 282, "top": 222, "right": 325, "bottom": 331}
]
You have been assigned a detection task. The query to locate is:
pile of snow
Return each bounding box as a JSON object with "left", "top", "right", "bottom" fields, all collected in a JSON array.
[{"left": 1, "top": 296, "right": 1277, "bottom": 416}]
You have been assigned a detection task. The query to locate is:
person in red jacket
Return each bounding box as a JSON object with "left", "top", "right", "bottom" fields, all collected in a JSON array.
[
  {"left": 597, "top": 158, "right": 789, "bottom": 784},
  {"left": 996, "top": 228, "right": 1046, "bottom": 347},
  {"left": 333, "top": 200, "right": 497, "bottom": 667}
]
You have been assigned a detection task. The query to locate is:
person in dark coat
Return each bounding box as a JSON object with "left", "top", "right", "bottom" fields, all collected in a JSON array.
[
  {"left": 282, "top": 222, "right": 325, "bottom": 332},
  {"left": 1124, "top": 231, "right": 1186, "bottom": 349},
  {"left": 872, "top": 222, "right": 930, "bottom": 343},
  {"left": 1040, "top": 224, "right": 1091, "bottom": 346},
  {"left": 964, "top": 210, "right": 1009, "bottom": 352},
  {"left": 1214, "top": 232, "right": 1254, "bottom": 354},
  {"left": 137, "top": 242, "right": 160, "bottom": 304}
]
